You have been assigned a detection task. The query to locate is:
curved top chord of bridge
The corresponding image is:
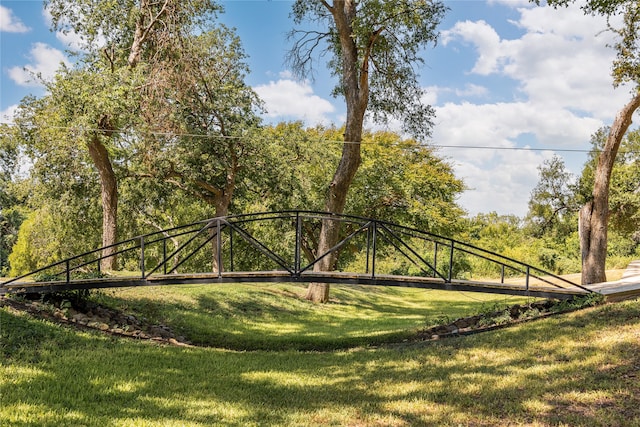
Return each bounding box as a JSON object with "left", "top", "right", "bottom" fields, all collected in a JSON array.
[{"left": 0, "top": 211, "right": 597, "bottom": 300}]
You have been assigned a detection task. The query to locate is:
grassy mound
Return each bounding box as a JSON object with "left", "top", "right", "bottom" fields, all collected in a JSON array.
[{"left": 85, "top": 283, "right": 533, "bottom": 350}]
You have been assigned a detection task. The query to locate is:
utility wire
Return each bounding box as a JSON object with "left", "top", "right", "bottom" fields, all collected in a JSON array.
[{"left": 1, "top": 122, "right": 618, "bottom": 154}]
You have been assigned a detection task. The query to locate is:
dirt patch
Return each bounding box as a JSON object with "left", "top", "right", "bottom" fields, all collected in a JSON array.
[
  {"left": 1, "top": 294, "right": 193, "bottom": 347},
  {"left": 415, "top": 300, "right": 572, "bottom": 341}
]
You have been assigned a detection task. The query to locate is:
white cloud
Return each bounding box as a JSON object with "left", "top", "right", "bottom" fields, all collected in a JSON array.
[
  {"left": 443, "top": 4, "right": 627, "bottom": 121},
  {"left": 454, "top": 149, "right": 552, "bottom": 218},
  {"left": 455, "top": 83, "right": 489, "bottom": 98},
  {"left": 435, "top": 2, "right": 636, "bottom": 215},
  {"left": 254, "top": 73, "right": 336, "bottom": 125},
  {"left": 442, "top": 20, "right": 504, "bottom": 76},
  {"left": 7, "top": 42, "right": 70, "bottom": 87},
  {"left": 436, "top": 101, "right": 600, "bottom": 150},
  {"left": 431, "top": 99, "right": 605, "bottom": 216},
  {"left": 487, "top": 0, "right": 532, "bottom": 8},
  {"left": 278, "top": 70, "right": 294, "bottom": 80},
  {"left": 0, "top": 105, "right": 18, "bottom": 124},
  {"left": 54, "top": 27, "right": 87, "bottom": 52},
  {"left": 421, "top": 85, "right": 440, "bottom": 106},
  {"left": 432, "top": 103, "right": 557, "bottom": 217},
  {"left": 0, "top": 5, "right": 30, "bottom": 33},
  {"left": 514, "top": 3, "right": 621, "bottom": 38}
]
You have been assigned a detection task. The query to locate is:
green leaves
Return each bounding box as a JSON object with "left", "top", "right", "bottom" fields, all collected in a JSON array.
[
  {"left": 527, "top": 155, "right": 577, "bottom": 237},
  {"left": 252, "top": 125, "right": 466, "bottom": 236},
  {"left": 135, "top": 26, "right": 263, "bottom": 214},
  {"left": 347, "top": 131, "right": 465, "bottom": 235},
  {"left": 46, "top": 0, "right": 222, "bottom": 63}
]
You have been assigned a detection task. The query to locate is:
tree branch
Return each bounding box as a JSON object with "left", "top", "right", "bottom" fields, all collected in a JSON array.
[{"left": 286, "top": 29, "right": 332, "bottom": 78}]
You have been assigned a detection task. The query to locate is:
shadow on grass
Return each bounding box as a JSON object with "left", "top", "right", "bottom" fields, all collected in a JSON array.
[
  {"left": 2, "top": 300, "right": 639, "bottom": 426},
  {"left": 92, "top": 284, "right": 522, "bottom": 351}
]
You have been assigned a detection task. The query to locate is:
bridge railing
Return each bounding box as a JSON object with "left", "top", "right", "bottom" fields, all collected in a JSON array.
[
  {"left": 376, "top": 219, "right": 589, "bottom": 292},
  {"left": 0, "top": 218, "right": 216, "bottom": 286},
  {"left": 1, "top": 210, "right": 592, "bottom": 295}
]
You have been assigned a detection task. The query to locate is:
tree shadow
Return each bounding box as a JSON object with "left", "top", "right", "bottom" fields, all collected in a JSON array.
[
  {"left": 90, "top": 284, "right": 517, "bottom": 351},
  {"left": 3, "top": 300, "right": 640, "bottom": 426}
]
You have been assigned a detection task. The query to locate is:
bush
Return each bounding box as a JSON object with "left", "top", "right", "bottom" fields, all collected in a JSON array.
[{"left": 8, "top": 211, "right": 61, "bottom": 276}]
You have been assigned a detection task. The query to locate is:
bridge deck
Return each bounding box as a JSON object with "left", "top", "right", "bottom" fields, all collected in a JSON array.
[
  {"left": 1, "top": 270, "right": 587, "bottom": 300},
  {"left": 585, "top": 260, "right": 640, "bottom": 302}
]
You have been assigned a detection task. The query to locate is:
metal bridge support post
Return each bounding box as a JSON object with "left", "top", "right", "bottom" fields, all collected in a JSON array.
[
  {"left": 66, "top": 260, "right": 70, "bottom": 283},
  {"left": 501, "top": 265, "right": 505, "bottom": 284},
  {"left": 371, "top": 221, "right": 377, "bottom": 278},
  {"left": 433, "top": 243, "right": 438, "bottom": 278},
  {"left": 295, "top": 213, "right": 302, "bottom": 276},
  {"left": 217, "top": 220, "right": 222, "bottom": 278},
  {"left": 162, "top": 240, "right": 167, "bottom": 275},
  {"left": 140, "top": 237, "right": 146, "bottom": 279},
  {"left": 448, "top": 240, "right": 454, "bottom": 282},
  {"left": 230, "top": 228, "right": 234, "bottom": 272},
  {"left": 526, "top": 266, "right": 530, "bottom": 291},
  {"left": 365, "top": 224, "right": 371, "bottom": 274}
]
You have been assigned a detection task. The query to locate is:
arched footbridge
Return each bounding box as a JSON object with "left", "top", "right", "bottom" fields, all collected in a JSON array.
[{"left": 1, "top": 211, "right": 595, "bottom": 299}]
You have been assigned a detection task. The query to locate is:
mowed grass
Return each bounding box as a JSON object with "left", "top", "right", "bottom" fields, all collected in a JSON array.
[
  {"left": 90, "top": 283, "right": 531, "bottom": 350},
  {"left": 2, "top": 293, "right": 639, "bottom": 426}
]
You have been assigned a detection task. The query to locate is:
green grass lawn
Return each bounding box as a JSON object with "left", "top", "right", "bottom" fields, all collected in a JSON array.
[
  {"left": 89, "top": 283, "right": 532, "bottom": 350},
  {"left": 1, "top": 284, "right": 639, "bottom": 426}
]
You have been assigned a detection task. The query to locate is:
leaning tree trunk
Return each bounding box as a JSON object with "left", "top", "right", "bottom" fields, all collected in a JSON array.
[
  {"left": 306, "top": 136, "right": 362, "bottom": 302},
  {"left": 580, "top": 91, "right": 640, "bottom": 285},
  {"left": 88, "top": 135, "right": 118, "bottom": 271},
  {"left": 305, "top": 0, "right": 368, "bottom": 303}
]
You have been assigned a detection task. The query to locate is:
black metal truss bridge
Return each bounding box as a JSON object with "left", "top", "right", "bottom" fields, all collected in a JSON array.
[{"left": 0, "top": 211, "right": 594, "bottom": 299}]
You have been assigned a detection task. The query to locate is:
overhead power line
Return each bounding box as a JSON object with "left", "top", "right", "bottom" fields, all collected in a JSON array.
[{"left": 0, "top": 122, "right": 616, "bottom": 154}]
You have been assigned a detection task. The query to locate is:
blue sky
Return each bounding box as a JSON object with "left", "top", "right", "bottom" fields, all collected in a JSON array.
[{"left": 0, "top": 0, "right": 635, "bottom": 217}]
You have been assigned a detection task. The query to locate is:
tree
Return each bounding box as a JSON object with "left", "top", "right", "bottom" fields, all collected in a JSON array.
[
  {"left": 13, "top": 67, "right": 140, "bottom": 271},
  {"left": 242, "top": 122, "right": 341, "bottom": 214},
  {"left": 8, "top": 104, "right": 106, "bottom": 272},
  {"left": 248, "top": 125, "right": 466, "bottom": 275},
  {"left": 576, "top": 127, "right": 640, "bottom": 242},
  {"left": 138, "top": 27, "right": 261, "bottom": 217},
  {"left": 288, "top": 0, "right": 447, "bottom": 302},
  {"left": 526, "top": 155, "right": 577, "bottom": 237},
  {"left": 522, "top": 128, "right": 640, "bottom": 277},
  {"left": 581, "top": 93, "right": 640, "bottom": 284},
  {"left": 41, "top": 0, "right": 222, "bottom": 270},
  {"left": 134, "top": 26, "right": 263, "bottom": 272},
  {"left": 607, "top": 130, "right": 640, "bottom": 235},
  {"left": 537, "top": 0, "right": 640, "bottom": 284},
  {"left": 347, "top": 131, "right": 465, "bottom": 235},
  {"left": 525, "top": 156, "right": 584, "bottom": 274},
  {"left": 0, "top": 125, "right": 18, "bottom": 206},
  {"left": 0, "top": 125, "right": 23, "bottom": 275}
]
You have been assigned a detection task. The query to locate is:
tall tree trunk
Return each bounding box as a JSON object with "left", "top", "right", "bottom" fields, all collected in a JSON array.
[
  {"left": 87, "top": 135, "right": 118, "bottom": 271},
  {"left": 211, "top": 198, "right": 231, "bottom": 274},
  {"left": 83, "top": 3, "right": 149, "bottom": 271},
  {"left": 307, "top": 135, "right": 362, "bottom": 302},
  {"left": 306, "top": 0, "right": 368, "bottom": 302},
  {"left": 580, "top": 91, "right": 640, "bottom": 285}
]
